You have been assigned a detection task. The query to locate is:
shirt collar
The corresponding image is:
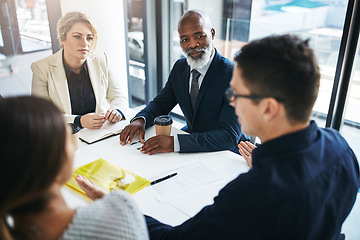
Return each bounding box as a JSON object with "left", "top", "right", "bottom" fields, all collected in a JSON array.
[
  {"left": 252, "top": 120, "right": 319, "bottom": 167},
  {"left": 190, "top": 48, "right": 215, "bottom": 76},
  {"left": 62, "top": 50, "right": 88, "bottom": 78}
]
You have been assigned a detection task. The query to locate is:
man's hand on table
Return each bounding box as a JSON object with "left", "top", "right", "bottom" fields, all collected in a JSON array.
[
  {"left": 140, "top": 135, "right": 174, "bottom": 155},
  {"left": 120, "top": 118, "right": 145, "bottom": 145}
]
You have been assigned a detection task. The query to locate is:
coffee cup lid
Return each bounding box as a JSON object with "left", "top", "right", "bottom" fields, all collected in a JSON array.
[{"left": 154, "top": 115, "right": 173, "bottom": 126}]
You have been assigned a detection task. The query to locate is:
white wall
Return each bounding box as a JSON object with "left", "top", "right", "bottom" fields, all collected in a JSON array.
[
  {"left": 187, "top": 1, "right": 223, "bottom": 40},
  {"left": 60, "top": 0, "right": 129, "bottom": 104}
]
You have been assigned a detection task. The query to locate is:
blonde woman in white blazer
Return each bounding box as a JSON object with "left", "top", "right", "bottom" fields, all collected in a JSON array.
[{"left": 31, "top": 12, "right": 128, "bottom": 129}]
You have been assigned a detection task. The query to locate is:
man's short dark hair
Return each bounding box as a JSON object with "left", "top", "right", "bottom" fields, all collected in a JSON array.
[{"left": 234, "top": 34, "right": 320, "bottom": 123}]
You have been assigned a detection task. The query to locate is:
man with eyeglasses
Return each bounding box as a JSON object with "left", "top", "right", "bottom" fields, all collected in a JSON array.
[
  {"left": 120, "top": 10, "right": 248, "bottom": 154},
  {"left": 145, "top": 34, "right": 359, "bottom": 239}
]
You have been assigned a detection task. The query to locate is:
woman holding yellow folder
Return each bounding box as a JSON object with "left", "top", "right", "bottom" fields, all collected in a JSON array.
[{"left": 0, "top": 96, "right": 148, "bottom": 240}]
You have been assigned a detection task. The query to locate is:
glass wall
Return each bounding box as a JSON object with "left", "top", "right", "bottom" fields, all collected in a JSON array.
[
  {"left": 0, "top": 28, "right": 4, "bottom": 71},
  {"left": 15, "top": 0, "right": 51, "bottom": 52},
  {"left": 170, "top": 0, "right": 185, "bottom": 65},
  {"left": 170, "top": 0, "right": 348, "bottom": 124},
  {"left": 123, "top": 0, "right": 358, "bottom": 159},
  {"left": 0, "top": 0, "right": 51, "bottom": 55},
  {"left": 0, "top": 27, "right": 3, "bottom": 47},
  {"left": 0, "top": 0, "right": 53, "bottom": 96},
  {"left": 341, "top": 36, "right": 360, "bottom": 158},
  {"left": 127, "top": 0, "right": 146, "bottom": 107},
  {"left": 167, "top": 0, "right": 359, "bottom": 157},
  {"left": 171, "top": 2, "right": 346, "bottom": 109}
]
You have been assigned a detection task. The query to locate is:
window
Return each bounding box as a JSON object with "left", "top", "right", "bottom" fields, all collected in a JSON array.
[
  {"left": 0, "top": 27, "right": 4, "bottom": 47},
  {"left": 126, "top": 0, "right": 146, "bottom": 107},
  {"left": 166, "top": 0, "right": 359, "bottom": 159},
  {"left": 0, "top": 0, "right": 52, "bottom": 56},
  {"left": 341, "top": 35, "right": 360, "bottom": 158},
  {"left": 15, "top": 0, "right": 51, "bottom": 52},
  {"left": 171, "top": 0, "right": 347, "bottom": 123},
  {"left": 0, "top": 0, "right": 56, "bottom": 97},
  {"left": 128, "top": 1, "right": 358, "bottom": 160}
]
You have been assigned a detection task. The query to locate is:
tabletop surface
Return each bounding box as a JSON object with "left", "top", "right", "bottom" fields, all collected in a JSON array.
[{"left": 62, "top": 114, "right": 250, "bottom": 226}]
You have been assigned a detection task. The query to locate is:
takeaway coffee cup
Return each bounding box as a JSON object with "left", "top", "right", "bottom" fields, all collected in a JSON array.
[
  {"left": 154, "top": 115, "right": 173, "bottom": 136},
  {"left": 69, "top": 123, "right": 81, "bottom": 151}
]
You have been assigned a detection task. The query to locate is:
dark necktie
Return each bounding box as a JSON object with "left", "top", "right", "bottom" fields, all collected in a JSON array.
[{"left": 190, "top": 69, "right": 201, "bottom": 110}]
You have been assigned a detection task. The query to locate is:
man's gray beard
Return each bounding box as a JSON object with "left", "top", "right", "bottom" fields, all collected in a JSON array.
[{"left": 184, "top": 46, "right": 212, "bottom": 69}]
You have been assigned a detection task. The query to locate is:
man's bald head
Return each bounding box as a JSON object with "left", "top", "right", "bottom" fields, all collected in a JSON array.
[
  {"left": 178, "top": 10, "right": 213, "bottom": 33},
  {"left": 177, "top": 10, "right": 215, "bottom": 69}
]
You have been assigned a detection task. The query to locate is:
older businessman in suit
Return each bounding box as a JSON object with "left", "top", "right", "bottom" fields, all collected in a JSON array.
[{"left": 120, "top": 10, "right": 247, "bottom": 153}]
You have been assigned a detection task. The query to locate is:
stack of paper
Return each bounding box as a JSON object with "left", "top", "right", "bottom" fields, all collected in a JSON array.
[{"left": 150, "top": 161, "right": 222, "bottom": 202}]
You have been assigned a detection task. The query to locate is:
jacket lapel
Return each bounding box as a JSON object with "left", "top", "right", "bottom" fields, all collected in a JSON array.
[
  {"left": 192, "top": 49, "right": 220, "bottom": 121},
  {"left": 86, "top": 53, "right": 102, "bottom": 112},
  {"left": 179, "top": 65, "right": 194, "bottom": 118},
  {"left": 50, "top": 50, "right": 72, "bottom": 114}
]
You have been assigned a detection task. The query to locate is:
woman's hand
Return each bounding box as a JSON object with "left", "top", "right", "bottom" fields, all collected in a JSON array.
[
  {"left": 75, "top": 175, "right": 107, "bottom": 200},
  {"left": 238, "top": 141, "right": 257, "bottom": 167},
  {"left": 105, "top": 109, "right": 122, "bottom": 123},
  {"left": 80, "top": 113, "right": 106, "bottom": 129}
]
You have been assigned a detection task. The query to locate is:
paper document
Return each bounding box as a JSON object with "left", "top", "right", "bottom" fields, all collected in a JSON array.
[
  {"left": 150, "top": 161, "right": 222, "bottom": 202},
  {"left": 66, "top": 158, "right": 150, "bottom": 197},
  {"left": 79, "top": 119, "right": 130, "bottom": 144}
]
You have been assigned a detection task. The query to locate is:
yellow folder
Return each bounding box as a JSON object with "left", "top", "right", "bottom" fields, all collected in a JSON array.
[{"left": 66, "top": 158, "right": 150, "bottom": 196}]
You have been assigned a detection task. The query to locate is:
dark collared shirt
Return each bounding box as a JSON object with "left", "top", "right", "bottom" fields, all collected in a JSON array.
[
  {"left": 63, "top": 53, "right": 124, "bottom": 128},
  {"left": 63, "top": 60, "right": 96, "bottom": 116}
]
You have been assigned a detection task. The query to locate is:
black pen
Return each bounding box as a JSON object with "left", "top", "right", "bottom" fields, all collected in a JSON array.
[{"left": 151, "top": 173, "right": 177, "bottom": 185}]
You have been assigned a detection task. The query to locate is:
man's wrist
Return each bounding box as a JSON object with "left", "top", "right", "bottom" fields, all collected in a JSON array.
[{"left": 131, "top": 116, "right": 146, "bottom": 126}]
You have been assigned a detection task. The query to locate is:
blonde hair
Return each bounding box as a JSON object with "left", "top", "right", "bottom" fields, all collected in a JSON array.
[{"left": 57, "top": 11, "right": 98, "bottom": 49}]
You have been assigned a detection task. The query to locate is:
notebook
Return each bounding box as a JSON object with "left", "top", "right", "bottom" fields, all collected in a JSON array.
[{"left": 79, "top": 119, "right": 130, "bottom": 144}]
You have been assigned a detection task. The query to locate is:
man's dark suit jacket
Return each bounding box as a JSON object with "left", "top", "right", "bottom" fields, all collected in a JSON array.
[{"left": 134, "top": 49, "right": 246, "bottom": 153}]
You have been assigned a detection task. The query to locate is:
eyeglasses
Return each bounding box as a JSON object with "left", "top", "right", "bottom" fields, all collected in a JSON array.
[{"left": 225, "top": 87, "right": 285, "bottom": 103}]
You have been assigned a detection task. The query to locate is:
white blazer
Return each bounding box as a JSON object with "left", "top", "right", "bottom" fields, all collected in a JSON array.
[{"left": 31, "top": 50, "right": 128, "bottom": 123}]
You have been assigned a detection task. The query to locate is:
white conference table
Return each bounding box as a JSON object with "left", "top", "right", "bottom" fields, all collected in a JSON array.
[{"left": 62, "top": 118, "right": 250, "bottom": 226}]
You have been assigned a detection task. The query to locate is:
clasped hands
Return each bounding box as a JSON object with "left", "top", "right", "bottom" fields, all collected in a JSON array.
[
  {"left": 80, "top": 109, "right": 122, "bottom": 129},
  {"left": 119, "top": 119, "right": 174, "bottom": 155}
]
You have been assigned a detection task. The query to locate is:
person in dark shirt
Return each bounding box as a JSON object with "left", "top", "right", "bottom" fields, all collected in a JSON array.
[
  {"left": 144, "top": 35, "right": 360, "bottom": 239},
  {"left": 31, "top": 12, "right": 128, "bottom": 129}
]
